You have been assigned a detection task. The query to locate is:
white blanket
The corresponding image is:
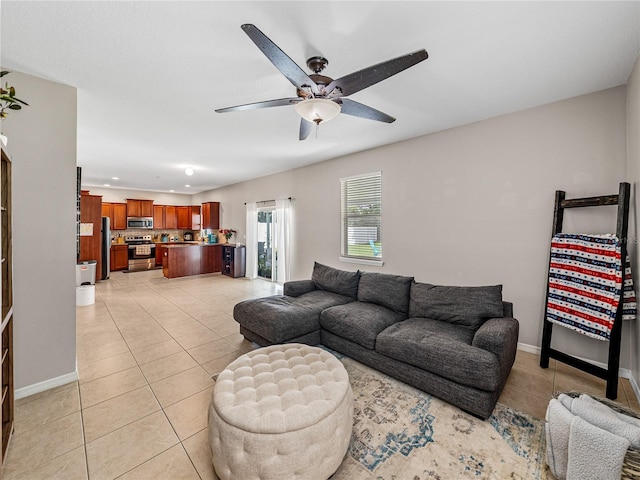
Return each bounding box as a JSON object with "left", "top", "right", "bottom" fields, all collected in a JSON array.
[
  {"left": 559, "top": 393, "right": 640, "bottom": 448},
  {"left": 546, "top": 395, "right": 632, "bottom": 480}
]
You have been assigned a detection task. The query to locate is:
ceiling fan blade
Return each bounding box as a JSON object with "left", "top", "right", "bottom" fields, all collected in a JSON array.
[
  {"left": 215, "top": 97, "right": 300, "bottom": 113},
  {"left": 299, "top": 118, "right": 314, "bottom": 140},
  {"left": 326, "top": 49, "right": 428, "bottom": 97},
  {"left": 241, "top": 24, "right": 318, "bottom": 94},
  {"left": 339, "top": 98, "right": 396, "bottom": 123}
]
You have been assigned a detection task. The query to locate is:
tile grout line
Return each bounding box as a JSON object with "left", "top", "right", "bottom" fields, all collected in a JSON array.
[{"left": 83, "top": 273, "right": 223, "bottom": 479}]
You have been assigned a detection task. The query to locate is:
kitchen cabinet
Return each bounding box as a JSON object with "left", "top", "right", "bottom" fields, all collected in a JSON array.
[
  {"left": 79, "top": 191, "right": 103, "bottom": 283},
  {"left": 163, "top": 244, "right": 222, "bottom": 278},
  {"left": 222, "top": 245, "right": 246, "bottom": 278},
  {"left": 201, "top": 244, "right": 222, "bottom": 274},
  {"left": 201, "top": 202, "right": 220, "bottom": 229},
  {"left": 176, "top": 206, "right": 190, "bottom": 230},
  {"left": 110, "top": 244, "right": 129, "bottom": 271},
  {"left": 165, "top": 206, "right": 177, "bottom": 229},
  {"left": 153, "top": 205, "right": 165, "bottom": 229},
  {"left": 163, "top": 245, "right": 201, "bottom": 278},
  {"left": 191, "top": 206, "right": 201, "bottom": 231},
  {"left": 1, "top": 148, "right": 13, "bottom": 466},
  {"left": 126, "top": 199, "right": 153, "bottom": 217},
  {"left": 102, "top": 202, "right": 127, "bottom": 230},
  {"left": 112, "top": 203, "right": 127, "bottom": 229}
]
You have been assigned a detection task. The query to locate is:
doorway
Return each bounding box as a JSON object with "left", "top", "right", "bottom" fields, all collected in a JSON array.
[{"left": 257, "top": 207, "right": 275, "bottom": 280}]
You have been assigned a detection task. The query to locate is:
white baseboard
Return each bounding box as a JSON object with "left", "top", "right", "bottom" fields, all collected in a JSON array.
[
  {"left": 14, "top": 371, "right": 78, "bottom": 400},
  {"left": 517, "top": 343, "right": 638, "bottom": 401}
]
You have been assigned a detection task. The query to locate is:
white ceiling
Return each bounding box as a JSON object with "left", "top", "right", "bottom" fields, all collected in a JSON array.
[{"left": 1, "top": 1, "right": 639, "bottom": 194}]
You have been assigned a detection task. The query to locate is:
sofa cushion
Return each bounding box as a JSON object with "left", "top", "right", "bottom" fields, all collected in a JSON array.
[
  {"left": 409, "top": 283, "right": 504, "bottom": 330},
  {"left": 234, "top": 290, "right": 353, "bottom": 344},
  {"left": 376, "top": 318, "right": 501, "bottom": 391},
  {"left": 357, "top": 272, "right": 414, "bottom": 313},
  {"left": 311, "top": 262, "right": 360, "bottom": 299},
  {"left": 320, "top": 302, "right": 406, "bottom": 350}
]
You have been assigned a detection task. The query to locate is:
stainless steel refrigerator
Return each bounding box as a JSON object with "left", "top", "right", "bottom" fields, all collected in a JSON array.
[{"left": 101, "top": 216, "right": 110, "bottom": 280}]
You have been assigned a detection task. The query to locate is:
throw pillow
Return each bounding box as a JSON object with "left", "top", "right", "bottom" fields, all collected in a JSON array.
[
  {"left": 357, "top": 272, "right": 414, "bottom": 313},
  {"left": 311, "top": 262, "right": 360, "bottom": 298},
  {"left": 409, "top": 283, "right": 504, "bottom": 330}
]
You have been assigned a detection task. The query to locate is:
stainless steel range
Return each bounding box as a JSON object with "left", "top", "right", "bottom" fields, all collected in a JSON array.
[{"left": 125, "top": 235, "right": 156, "bottom": 272}]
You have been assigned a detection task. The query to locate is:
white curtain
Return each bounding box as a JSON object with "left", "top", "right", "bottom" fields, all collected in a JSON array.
[
  {"left": 274, "top": 198, "right": 291, "bottom": 284},
  {"left": 245, "top": 202, "right": 258, "bottom": 279}
]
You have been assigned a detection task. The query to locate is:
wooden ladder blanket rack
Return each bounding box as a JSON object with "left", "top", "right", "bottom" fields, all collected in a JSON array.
[{"left": 540, "top": 182, "right": 631, "bottom": 399}]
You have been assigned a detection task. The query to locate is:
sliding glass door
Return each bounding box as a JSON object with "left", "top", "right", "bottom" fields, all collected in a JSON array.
[{"left": 257, "top": 208, "right": 275, "bottom": 280}]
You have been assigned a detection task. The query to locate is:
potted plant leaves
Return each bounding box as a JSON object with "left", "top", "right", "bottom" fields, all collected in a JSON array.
[{"left": 0, "top": 71, "right": 29, "bottom": 146}]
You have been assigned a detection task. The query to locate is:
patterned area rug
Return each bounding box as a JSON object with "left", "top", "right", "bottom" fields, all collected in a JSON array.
[{"left": 332, "top": 355, "right": 550, "bottom": 480}]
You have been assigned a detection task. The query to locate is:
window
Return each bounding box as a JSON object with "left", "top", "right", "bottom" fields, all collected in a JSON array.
[{"left": 340, "top": 172, "right": 382, "bottom": 265}]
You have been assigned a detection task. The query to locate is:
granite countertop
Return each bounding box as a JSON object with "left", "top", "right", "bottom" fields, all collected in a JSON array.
[{"left": 160, "top": 242, "right": 224, "bottom": 248}]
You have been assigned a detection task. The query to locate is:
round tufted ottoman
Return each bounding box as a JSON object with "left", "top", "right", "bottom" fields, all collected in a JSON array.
[{"left": 208, "top": 343, "right": 353, "bottom": 480}]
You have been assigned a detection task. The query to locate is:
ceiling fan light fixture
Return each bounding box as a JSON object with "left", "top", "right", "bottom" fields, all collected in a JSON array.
[{"left": 295, "top": 98, "right": 340, "bottom": 125}]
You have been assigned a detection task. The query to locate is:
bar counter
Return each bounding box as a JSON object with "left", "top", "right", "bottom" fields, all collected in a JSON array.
[{"left": 160, "top": 243, "right": 223, "bottom": 278}]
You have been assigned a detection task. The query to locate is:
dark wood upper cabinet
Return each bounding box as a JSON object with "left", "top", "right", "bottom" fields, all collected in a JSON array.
[
  {"left": 112, "top": 203, "right": 127, "bottom": 229},
  {"left": 165, "top": 205, "right": 177, "bottom": 229},
  {"left": 176, "top": 206, "right": 190, "bottom": 230},
  {"left": 103, "top": 202, "right": 127, "bottom": 230},
  {"left": 153, "top": 205, "right": 165, "bottom": 229},
  {"left": 191, "top": 206, "right": 201, "bottom": 231},
  {"left": 126, "top": 199, "right": 153, "bottom": 217},
  {"left": 202, "top": 202, "right": 220, "bottom": 229}
]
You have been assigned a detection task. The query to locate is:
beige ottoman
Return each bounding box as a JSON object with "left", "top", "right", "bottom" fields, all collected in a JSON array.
[{"left": 208, "top": 343, "right": 353, "bottom": 480}]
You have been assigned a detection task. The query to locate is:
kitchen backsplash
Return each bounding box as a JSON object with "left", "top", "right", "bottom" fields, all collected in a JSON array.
[{"left": 114, "top": 228, "right": 218, "bottom": 242}]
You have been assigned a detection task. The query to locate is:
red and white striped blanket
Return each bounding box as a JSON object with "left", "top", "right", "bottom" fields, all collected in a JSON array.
[{"left": 546, "top": 234, "right": 636, "bottom": 341}]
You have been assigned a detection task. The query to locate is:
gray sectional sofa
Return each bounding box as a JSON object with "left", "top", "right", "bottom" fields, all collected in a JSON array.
[{"left": 233, "top": 262, "right": 519, "bottom": 419}]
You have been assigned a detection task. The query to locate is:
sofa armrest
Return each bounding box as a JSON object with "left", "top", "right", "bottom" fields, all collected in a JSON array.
[
  {"left": 472, "top": 317, "right": 519, "bottom": 386},
  {"left": 283, "top": 279, "right": 317, "bottom": 297}
]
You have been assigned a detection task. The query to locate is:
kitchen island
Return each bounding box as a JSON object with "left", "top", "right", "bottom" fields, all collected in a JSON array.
[{"left": 160, "top": 243, "right": 224, "bottom": 278}]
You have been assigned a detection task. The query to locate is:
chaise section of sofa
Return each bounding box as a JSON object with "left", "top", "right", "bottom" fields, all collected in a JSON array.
[{"left": 234, "top": 262, "right": 360, "bottom": 346}]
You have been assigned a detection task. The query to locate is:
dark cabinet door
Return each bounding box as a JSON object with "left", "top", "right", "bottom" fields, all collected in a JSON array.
[
  {"left": 112, "top": 203, "right": 127, "bottom": 230},
  {"left": 153, "top": 205, "right": 165, "bottom": 229},
  {"left": 202, "top": 202, "right": 220, "bottom": 229},
  {"left": 111, "top": 245, "right": 128, "bottom": 271},
  {"left": 200, "top": 245, "right": 222, "bottom": 274},
  {"left": 177, "top": 206, "right": 190, "bottom": 229},
  {"left": 165, "top": 206, "right": 177, "bottom": 229}
]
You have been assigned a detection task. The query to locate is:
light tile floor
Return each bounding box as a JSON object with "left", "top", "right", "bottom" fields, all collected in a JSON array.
[{"left": 2, "top": 269, "right": 639, "bottom": 479}]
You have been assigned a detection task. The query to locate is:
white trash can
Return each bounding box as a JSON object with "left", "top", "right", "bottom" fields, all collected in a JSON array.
[
  {"left": 76, "top": 260, "right": 97, "bottom": 286},
  {"left": 76, "top": 285, "right": 95, "bottom": 306}
]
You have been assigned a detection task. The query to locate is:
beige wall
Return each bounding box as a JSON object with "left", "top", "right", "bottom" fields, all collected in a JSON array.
[
  {"left": 627, "top": 53, "right": 640, "bottom": 388},
  {"left": 1, "top": 71, "right": 77, "bottom": 390},
  {"left": 195, "top": 86, "right": 630, "bottom": 369}
]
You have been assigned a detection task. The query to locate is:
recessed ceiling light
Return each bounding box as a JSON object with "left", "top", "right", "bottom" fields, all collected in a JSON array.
[
  {"left": 169, "top": 189, "right": 175, "bottom": 193},
  {"left": 185, "top": 168, "right": 194, "bottom": 176},
  {"left": 103, "top": 183, "right": 111, "bottom": 187},
  {"left": 185, "top": 184, "right": 191, "bottom": 188},
  {"left": 111, "top": 176, "right": 119, "bottom": 180}
]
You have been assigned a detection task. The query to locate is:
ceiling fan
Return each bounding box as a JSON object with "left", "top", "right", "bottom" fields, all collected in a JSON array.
[{"left": 216, "top": 24, "right": 428, "bottom": 140}]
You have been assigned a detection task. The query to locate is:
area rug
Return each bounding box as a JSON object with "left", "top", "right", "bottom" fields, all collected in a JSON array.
[{"left": 331, "top": 355, "right": 550, "bottom": 480}]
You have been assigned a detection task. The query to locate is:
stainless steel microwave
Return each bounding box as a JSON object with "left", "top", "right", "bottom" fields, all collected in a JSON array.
[{"left": 127, "top": 217, "right": 153, "bottom": 229}]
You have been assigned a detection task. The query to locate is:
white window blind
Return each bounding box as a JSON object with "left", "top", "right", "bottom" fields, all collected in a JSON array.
[{"left": 340, "top": 172, "right": 382, "bottom": 263}]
